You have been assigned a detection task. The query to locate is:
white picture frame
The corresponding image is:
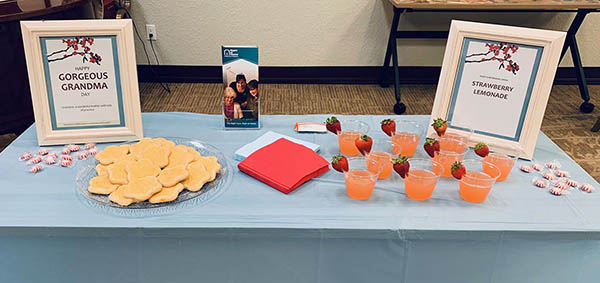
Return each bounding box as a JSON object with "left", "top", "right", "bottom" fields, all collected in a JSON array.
[
  {"left": 428, "top": 20, "right": 566, "bottom": 160},
  {"left": 21, "top": 19, "right": 143, "bottom": 146}
]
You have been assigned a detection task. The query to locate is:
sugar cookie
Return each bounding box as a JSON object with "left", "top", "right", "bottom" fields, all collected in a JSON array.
[
  {"left": 130, "top": 138, "right": 158, "bottom": 159},
  {"left": 88, "top": 175, "right": 119, "bottom": 194},
  {"left": 187, "top": 146, "right": 202, "bottom": 162},
  {"left": 141, "top": 146, "right": 171, "bottom": 168},
  {"left": 95, "top": 145, "right": 129, "bottom": 165},
  {"left": 198, "top": 156, "right": 221, "bottom": 181},
  {"left": 109, "top": 185, "right": 136, "bottom": 206},
  {"left": 121, "top": 176, "right": 162, "bottom": 201},
  {"left": 165, "top": 147, "right": 194, "bottom": 169},
  {"left": 96, "top": 164, "right": 109, "bottom": 176},
  {"left": 182, "top": 161, "right": 211, "bottom": 192},
  {"left": 107, "top": 159, "right": 135, "bottom": 185},
  {"left": 157, "top": 165, "right": 189, "bottom": 187},
  {"left": 153, "top": 137, "right": 175, "bottom": 150},
  {"left": 120, "top": 144, "right": 131, "bottom": 153},
  {"left": 149, "top": 183, "right": 184, "bottom": 204},
  {"left": 127, "top": 158, "right": 161, "bottom": 181}
]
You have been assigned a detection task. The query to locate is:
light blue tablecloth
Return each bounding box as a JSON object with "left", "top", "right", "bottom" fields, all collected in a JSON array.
[{"left": 1, "top": 112, "right": 599, "bottom": 283}]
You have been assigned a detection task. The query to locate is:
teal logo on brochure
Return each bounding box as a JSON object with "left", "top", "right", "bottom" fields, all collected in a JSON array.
[{"left": 223, "top": 48, "right": 238, "bottom": 58}]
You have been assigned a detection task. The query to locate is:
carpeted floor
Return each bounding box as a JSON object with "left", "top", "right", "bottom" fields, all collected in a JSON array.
[{"left": 2, "top": 83, "right": 599, "bottom": 180}]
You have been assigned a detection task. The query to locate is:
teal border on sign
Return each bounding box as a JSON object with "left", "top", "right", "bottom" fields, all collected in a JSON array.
[
  {"left": 40, "top": 35, "right": 125, "bottom": 131},
  {"left": 446, "top": 38, "right": 543, "bottom": 141}
]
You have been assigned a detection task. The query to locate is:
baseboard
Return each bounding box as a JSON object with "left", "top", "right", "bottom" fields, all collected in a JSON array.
[{"left": 137, "top": 65, "right": 600, "bottom": 85}]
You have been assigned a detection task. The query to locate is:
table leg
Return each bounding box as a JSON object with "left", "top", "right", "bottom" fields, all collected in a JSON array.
[
  {"left": 592, "top": 117, "right": 600, "bottom": 132},
  {"left": 392, "top": 32, "right": 406, "bottom": 114},
  {"left": 560, "top": 10, "right": 594, "bottom": 113},
  {"left": 380, "top": 7, "right": 402, "bottom": 88}
]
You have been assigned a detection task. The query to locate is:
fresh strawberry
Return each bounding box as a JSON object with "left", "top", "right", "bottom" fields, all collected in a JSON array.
[
  {"left": 392, "top": 155, "right": 410, "bottom": 178},
  {"left": 380, "top": 119, "right": 396, "bottom": 137},
  {"left": 423, "top": 138, "right": 440, "bottom": 158},
  {"left": 474, "top": 142, "right": 489, "bottom": 158},
  {"left": 325, "top": 116, "right": 341, "bottom": 134},
  {"left": 431, "top": 118, "right": 447, "bottom": 137},
  {"left": 354, "top": 135, "right": 373, "bottom": 155},
  {"left": 451, "top": 161, "right": 466, "bottom": 180},
  {"left": 331, "top": 155, "right": 348, "bottom": 173}
]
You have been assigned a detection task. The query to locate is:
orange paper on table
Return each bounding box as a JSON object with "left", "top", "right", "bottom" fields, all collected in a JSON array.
[{"left": 238, "top": 138, "right": 330, "bottom": 194}]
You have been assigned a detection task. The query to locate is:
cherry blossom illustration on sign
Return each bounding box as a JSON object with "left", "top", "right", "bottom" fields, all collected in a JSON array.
[
  {"left": 47, "top": 36, "right": 102, "bottom": 65},
  {"left": 465, "top": 42, "right": 519, "bottom": 75}
]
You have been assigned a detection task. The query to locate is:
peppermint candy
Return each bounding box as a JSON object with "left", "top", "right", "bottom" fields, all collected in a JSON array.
[
  {"left": 29, "top": 164, "right": 43, "bottom": 173},
  {"left": 554, "top": 170, "right": 569, "bottom": 178},
  {"left": 59, "top": 159, "right": 72, "bottom": 167},
  {"left": 543, "top": 172, "right": 556, "bottom": 181},
  {"left": 520, "top": 165, "right": 533, "bottom": 173},
  {"left": 88, "top": 147, "right": 98, "bottom": 156},
  {"left": 550, "top": 186, "right": 565, "bottom": 196},
  {"left": 580, "top": 183, "right": 594, "bottom": 193},
  {"left": 533, "top": 178, "right": 548, "bottom": 188},
  {"left": 44, "top": 156, "right": 56, "bottom": 165},
  {"left": 68, "top": 144, "right": 80, "bottom": 152},
  {"left": 84, "top": 143, "right": 96, "bottom": 150},
  {"left": 61, "top": 148, "right": 71, "bottom": 155},
  {"left": 19, "top": 152, "right": 32, "bottom": 161},
  {"left": 545, "top": 161, "right": 560, "bottom": 170},
  {"left": 48, "top": 152, "right": 59, "bottom": 159},
  {"left": 38, "top": 148, "right": 49, "bottom": 155},
  {"left": 61, "top": 155, "right": 73, "bottom": 161},
  {"left": 29, "top": 156, "right": 42, "bottom": 164},
  {"left": 532, "top": 163, "right": 544, "bottom": 171},
  {"left": 565, "top": 179, "right": 579, "bottom": 187},
  {"left": 77, "top": 152, "right": 88, "bottom": 160},
  {"left": 554, "top": 182, "right": 568, "bottom": 190}
]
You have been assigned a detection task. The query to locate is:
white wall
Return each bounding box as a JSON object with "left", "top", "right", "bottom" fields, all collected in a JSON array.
[{"left": 130, "top": 0, "right": 600, "bottom": 67}]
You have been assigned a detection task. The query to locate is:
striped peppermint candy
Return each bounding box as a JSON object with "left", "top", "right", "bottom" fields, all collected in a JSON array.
[
  {"left": 580, "top": 183, "right": 594, "bottom": 193},
  {"left": 87, "top": 147, "right": 98, "bottom": 156},
  {"left": 84, "top": 143, "right": 96, "bottom": 150},
  {"left": 77, "top": 152, "right": 88, "bottom": 160},
  {"left": 68, "top": 144, "right": 80, "bottom": 152},
  {"left": 61, "top": 155, "right": 73, "bottom": 161},
  {"left": 29, "top": 156, "right": 42, "bottom": 164},
  {"left": 59, "top": 159, "right": 72, "bottom": 167},
  {"left": 29, "top": 164, "right": 43, "bottom": 173},
  {"left": 48, "top": 152, "right": 59, "bottom": 159},
  {"left": 533, "top": 178, "right": 548, "bottom": 188},
  {"left": 565, "top": 179, "right": 579, "bottom": 187},
  {"left": 545, "top": 161, "right": 560, "bottom": 170},
  {"left": 38, "top": 148, "right": 49, "bottom": 155},
  {"left": 520, "top": 165, "right": 533, "bottom": 173},
  {"left": 531, "top": 163, "right": 544, "bottom": 171},
  {"left": 543, "top": 172, "right": 556, "bottom": 181},
  {"left": 19, "top": 152, "right": 32, "bottom": 161},
  {"left": 554, "top": 182, "right": 568, "bottom": 190},
  {"left": 554, "top": 170, "right": 568, "bottom": 178},
  {"left": 44, "top": 156, "right": 56, "bottom": 165},
  {"left": 550, "top": 186, "right": 565, "bottom": 196},
  {"left": 61, "top": 148, "right": 71, "bottom": 155}
]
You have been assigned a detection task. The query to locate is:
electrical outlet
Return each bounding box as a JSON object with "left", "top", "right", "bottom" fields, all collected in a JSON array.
[{"left": 146, "top": 24, "right": 157, "bottom": 41}]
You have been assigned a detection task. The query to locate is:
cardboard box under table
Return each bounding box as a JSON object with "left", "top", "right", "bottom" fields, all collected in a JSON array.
[{"left": 1, "top": 112, "right": 600, "bottom": 283}]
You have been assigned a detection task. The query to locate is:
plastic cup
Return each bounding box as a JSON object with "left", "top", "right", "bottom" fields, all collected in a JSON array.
[
  {"left": 404, "top": 158, "right": 444, "bottom": 201},
  {"left": 433, "top": 137, "right": 469, "bottom": 178},
  {"left": 367, "top": 140, "right": 397, "bottom": 179},
  {"left": 438, "top": 120, "right": 474, "bottom": 145},
  {"left": 391, "top": 120, "right": 423, "bottom": 157},
  {"left": 481, "top": 144, "right": 522, "bottom": 182},
  {"left": 337, "top": 120, "right": 369, "bottom": 156},
  {"left": 458, "top": 159, "right": 500, "bottom": 203},
  {"left": 344, "top": 156, "right": 382, "bottom": 200}
]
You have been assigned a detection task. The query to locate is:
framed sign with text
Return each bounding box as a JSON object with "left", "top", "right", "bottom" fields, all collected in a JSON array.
[
  {"left": 21, "top": 19, "right": 142, "bottom": 146},
  {"left": 428, "top": 21, "right": 566, "bottom": 160}
]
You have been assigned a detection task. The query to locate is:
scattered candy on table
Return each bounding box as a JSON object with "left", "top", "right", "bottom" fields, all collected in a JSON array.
[
  {"left": 554, "top": 182, "right": 568, "bottom": 190},
  {"left": 533, "top": 178, "right": 548, "bottom": 188},
  {"left": 88, "top": 148, "right": 98, "bottom": 156},
  {"left": 48, "top": 152, "right": 59, "bottom": 159},
  {"left": 566, "top": 179, "right": 579, "bottom": 187},
  {"left": 61, "top": 155, "right": 73, "bottom": 161},
  {"left": 38, "top": 148, "right": 49, "bottom": 155},
  {"left": 532, "top": 163, "right": 544, "bottom": 171},
  {"left": 29, "top": 164, "right": 42, "bottom": 173},
  {"left": 77, "top": 152, "right": 88, "bottom": 160},
  {"left": 61, "top": 148, "right": 71, "bottom": 155},
  {"left": 543, "top": 172, "right": 556, "bottom": 181},
  {"left": 29, "top": 156, "right": 42, "bottom": 164},
  {"left": 44, "top": 156, "right": 56, "bottom": 165},
  {"left": 68, "top": 144, "right": 80, "bottom": 152},
  {"left": 59, "top": 159, "right": 72, "bottom": 167},
  {"left": 545, "top": 161, "right": 560, "bottom": 170},
  {"left": 520, "top": 165, "right": 533, "bottom": 173},
  {"left": 19, "top": 152, "right": 32, "bottom": 161},
  {"left": 84, "top": 143, "right": 95, "bottom": 150},
  {"left": 550, "top": 186, "right": 565, "bottom": 196},
  {"left": 580, "top": 183, "right": 594, "bottom": 193},
  {"left": 554, "top": 170, "right": 568, "bottom": 178}
]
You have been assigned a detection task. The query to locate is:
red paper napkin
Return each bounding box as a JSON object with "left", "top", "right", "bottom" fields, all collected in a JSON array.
[{"left": 238, "top": 138, "right": 330, "bottom": 194}]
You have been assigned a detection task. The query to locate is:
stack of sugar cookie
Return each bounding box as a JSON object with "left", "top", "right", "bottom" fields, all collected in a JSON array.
[{"left": 87, "top": 137, "right": 221, "bottom": 206}]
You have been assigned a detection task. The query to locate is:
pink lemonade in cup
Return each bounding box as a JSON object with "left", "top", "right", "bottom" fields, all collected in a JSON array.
[
  {"left": 436, "top": 120, "right": 473, "bottom": 145},
  {"left": 344, "top": 157, "right": 382, "bottom": 200},
  {"left": 391, "top": 120, "right": 423, "bottom": 156},
  {"left": 337, "top": 120, "right": 369, "bottom": 156},
  {"left": 433, "top": 137, "right": 469, "bottom": 178},
  {"left": 403, "top": 159, "right": 443, "bottom": 201},
  {"left": 480, "top": 144, "right": 521, "bottom": 182},
  {"left": 458, "top": 159, "right": 500, "bottom": 203},
  {"left": 367, "top": 140, "right": 397, "bottom": 179}
]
